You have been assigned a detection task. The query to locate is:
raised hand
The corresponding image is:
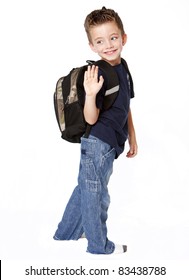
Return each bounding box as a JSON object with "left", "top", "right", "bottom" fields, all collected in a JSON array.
[{"left": 83, "top": 65, "right": 104, "bottom": 97}]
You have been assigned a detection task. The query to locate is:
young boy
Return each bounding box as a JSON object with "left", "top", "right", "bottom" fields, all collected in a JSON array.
[{"left": 53, "top": 7, "right": 138, "bottom": 254}]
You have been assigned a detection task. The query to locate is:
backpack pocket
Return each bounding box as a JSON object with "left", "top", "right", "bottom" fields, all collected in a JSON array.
[{"left": 62, "top": 101, "right": 86, "bottom": 143}]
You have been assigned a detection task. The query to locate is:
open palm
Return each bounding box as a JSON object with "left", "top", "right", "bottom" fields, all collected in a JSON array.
[{"left": 83, "top": 65, "right": 104, "bottom": 97}]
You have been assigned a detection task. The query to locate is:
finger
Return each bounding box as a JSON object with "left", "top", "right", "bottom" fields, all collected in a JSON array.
[
  {"left": 94, "top": 65, "right": 98, "bottom": 76},
  {"left": 126, "top": 151, "right": 133, "bottom": 158},
  {"left": 87, "top": 65, "right": 91, "bottom": 77},
  {"left": 126, "top": 148, "right": 137, "bottom": 158},
  {"left": 99, "top": 75, "right": 104, "bottom": 85},
  {"left": 84, "top": 69, "right": 88, "bottom": 80},
  {"left": 90, "top": 65, "right": 97, "bottom": 77}
]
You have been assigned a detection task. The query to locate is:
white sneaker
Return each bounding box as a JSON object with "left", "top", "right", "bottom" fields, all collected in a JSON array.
[
  {"left": 80, "top": 233, "right": 86, "bottom": 239},
  {"left": 113, "top": 244, "right": 127, "bottom": 254}
]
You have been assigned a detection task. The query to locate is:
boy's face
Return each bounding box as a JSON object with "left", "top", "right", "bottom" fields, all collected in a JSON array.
[{"left": 89, "top": 21, "right": 127, "bottom": 65}]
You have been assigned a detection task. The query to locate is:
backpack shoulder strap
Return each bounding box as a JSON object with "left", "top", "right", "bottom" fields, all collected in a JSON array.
[{"left": 94, "top": 60, "right": 119, "bottom": 97}]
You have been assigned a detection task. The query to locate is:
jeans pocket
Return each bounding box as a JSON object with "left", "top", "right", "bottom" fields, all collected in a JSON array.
[
  {"left": 100, "top": 148, "right": 115, "bottom": 185},
  {"left": 101, "top": 147, "right": 116, "bottom": 167},
  {"left": 80, "top": 136, "right": 97, "bottom": 158}
]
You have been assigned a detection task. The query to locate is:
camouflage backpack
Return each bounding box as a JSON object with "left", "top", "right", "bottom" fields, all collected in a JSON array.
[{"left": 54, "top": 59, "right": 134, "bottom": 143}]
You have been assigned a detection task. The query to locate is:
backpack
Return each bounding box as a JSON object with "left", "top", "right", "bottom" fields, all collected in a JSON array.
[{"left": 54, "top": 59, "right": 134, "bottom": 143}]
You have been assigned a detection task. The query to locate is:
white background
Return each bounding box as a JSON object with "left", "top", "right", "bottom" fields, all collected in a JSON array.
[{"left": 0, "top": 0, "right": 189, "bottom": 271}]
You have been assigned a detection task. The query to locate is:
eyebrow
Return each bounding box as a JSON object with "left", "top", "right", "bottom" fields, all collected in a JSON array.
[{"left": 94, "top": 33, "right": 119, "bottom": 42}]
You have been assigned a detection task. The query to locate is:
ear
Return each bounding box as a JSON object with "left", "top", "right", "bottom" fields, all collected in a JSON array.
[
  {"left": 89, "top": 42, "right": 98, "bottom": 53},
  {"left": 122, "top": 34, "right": 127, "bottom": 46}
]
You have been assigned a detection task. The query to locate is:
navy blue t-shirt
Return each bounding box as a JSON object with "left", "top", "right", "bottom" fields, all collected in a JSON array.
[{"left": 90, "top": 62, "right": 134, "bottom": 158}]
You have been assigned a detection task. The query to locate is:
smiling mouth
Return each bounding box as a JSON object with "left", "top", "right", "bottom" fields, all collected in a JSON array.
[{"left": 104, "top": 49, "right": 116, "bottom": 55}]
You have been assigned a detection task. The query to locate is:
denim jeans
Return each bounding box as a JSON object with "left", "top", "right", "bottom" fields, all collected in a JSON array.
[{"left": 53, "top": 135, "right": 116, "bottom": 254}]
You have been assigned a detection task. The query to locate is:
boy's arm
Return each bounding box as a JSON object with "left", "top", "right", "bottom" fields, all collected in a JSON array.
[
  {"left": 126, "top": 108, "right": 138, "bottom": 158},
  {"left": 83, "top": 65, "right": 104, "bottom": 125}
]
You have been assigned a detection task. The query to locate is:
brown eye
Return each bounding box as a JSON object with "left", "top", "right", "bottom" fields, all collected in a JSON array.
[{"left": 111, "top": 36, "right": 118, "bottom": 41}]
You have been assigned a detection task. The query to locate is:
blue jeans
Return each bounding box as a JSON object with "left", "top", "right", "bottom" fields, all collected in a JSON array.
[{"left": 53, "top": 135, "right": 116, "bottom": 254}]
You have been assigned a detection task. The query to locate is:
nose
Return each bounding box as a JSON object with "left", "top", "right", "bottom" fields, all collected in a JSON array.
[{"left": 105, "top": 39, "right": 113, "bottom": 49}]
